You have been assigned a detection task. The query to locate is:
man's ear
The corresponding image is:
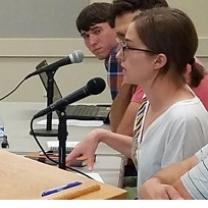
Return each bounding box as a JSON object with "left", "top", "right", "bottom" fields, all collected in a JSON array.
[{"left": 153, "top": 53, "right": 167, "bottom": 70}]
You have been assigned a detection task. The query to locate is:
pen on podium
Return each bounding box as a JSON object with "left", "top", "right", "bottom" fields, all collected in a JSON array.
[{"left": 41, "top": 181, "right": 82, "bottom": 197}]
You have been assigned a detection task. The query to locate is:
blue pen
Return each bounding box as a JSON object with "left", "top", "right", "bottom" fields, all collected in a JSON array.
[{"left": 41, "top": 181, "right": 82, "bottom": 197}]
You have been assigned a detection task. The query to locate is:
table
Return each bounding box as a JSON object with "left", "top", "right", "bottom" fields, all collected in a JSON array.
[
  {"left": 0, "top": 102, "right": 124, "bottom": 187},
  {"left": 0, "top": 150, "right": 126, "bottom": 199}
]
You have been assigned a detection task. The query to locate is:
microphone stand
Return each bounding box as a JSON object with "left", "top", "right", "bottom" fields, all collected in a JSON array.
[
  {"left": 57, "top": 109, "right": 68, "bottom": 169},
  {"left": 46, "top": 70, "right": 54, "bottom": 132},
  {"left": 30, "top": 70, "right": 58, "bottom": 137}
]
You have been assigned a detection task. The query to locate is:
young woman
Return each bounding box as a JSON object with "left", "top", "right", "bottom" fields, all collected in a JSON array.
[{"left": 66, "top": 7, "right": 208, "bottom": 194}]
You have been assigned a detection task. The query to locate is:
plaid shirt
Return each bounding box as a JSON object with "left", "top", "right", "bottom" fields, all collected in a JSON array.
[{"left": 105, "top": 45, "right": 123, "bottom": 100}]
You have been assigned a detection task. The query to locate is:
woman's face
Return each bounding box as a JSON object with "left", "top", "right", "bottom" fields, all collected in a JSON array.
[{"left": 117, "top": 22, "right": 158, "bottom": 86}]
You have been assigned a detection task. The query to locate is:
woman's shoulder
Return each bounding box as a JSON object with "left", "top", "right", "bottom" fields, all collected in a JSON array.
[
  {"left": 163, "top": 97, "right": 208, "bottom": 124},
  {"left": 168, "top": 97, "right": 205, "bottom": 113}
]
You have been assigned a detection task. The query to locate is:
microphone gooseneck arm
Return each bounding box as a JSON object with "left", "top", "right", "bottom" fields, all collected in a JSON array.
[
  {"left": 0, "top": 77, "right": 27, "bottom": 102},
  {"left": 0, "top": 50, "right": 84, "bottom": 102},
  {"left": 25, "top": 50, "right": 84, "bottom": 80}
]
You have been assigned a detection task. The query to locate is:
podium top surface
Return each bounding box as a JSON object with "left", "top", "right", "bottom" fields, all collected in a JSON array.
[{"left": 0, "top": 150, "right": 126, "bottom": 199}]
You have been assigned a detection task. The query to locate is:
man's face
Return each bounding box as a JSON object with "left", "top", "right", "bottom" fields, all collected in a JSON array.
[
  {"left": 115, "top": 12, "right": 138, "bottom": 42},
  {"left": 81, "top": 23, "right": 117, "bottom": 60}
]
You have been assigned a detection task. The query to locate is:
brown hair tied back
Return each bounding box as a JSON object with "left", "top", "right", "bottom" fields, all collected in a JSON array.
[
  {"left": 189, "top": 57, "right": 195, "bottom": 65},
  {"left": 190, "top": 60, "right": 205, "bottom": 87}
]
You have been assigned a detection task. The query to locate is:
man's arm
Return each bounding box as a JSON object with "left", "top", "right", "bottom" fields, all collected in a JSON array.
[
  {"left": 174, "top": 155, "right": 208, "bottom": 199},
  {"left": 116, "top": 101, "right": 140, "bottom": 135},
  {"left": 139, "top": 155, "right": 198, "bottom": 199},
  {"left": 154, "top": 155, "right": 198, "bottom": 185},
  {"left": 173, "top": 179, "right": 193, "bottom": 199},
  {"left": 110, "top": 84, "right": 142, "bottom": 136},
  {"left": 140, "top": 143, "right": 208, "bottom": 199},
  {"left": 110, "top": 84, "right": 136, "bottom": 135},
  {"left": 139, "top": 177, "right": 184, "bottom": 199}
]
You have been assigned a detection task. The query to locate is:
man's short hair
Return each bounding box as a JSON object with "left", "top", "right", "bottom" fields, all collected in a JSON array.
[
  {"left": 76, "top": 2, "right": 113, "bottom": 33},
  {"left": 110, "top": 0, "right": 168, "bottom": 26}
]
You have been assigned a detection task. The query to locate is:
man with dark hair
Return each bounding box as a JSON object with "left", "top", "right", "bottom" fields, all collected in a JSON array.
[
  {"left": 110, "top": 0, "right": 168, "bottom": 28},
  {"left": 76, "top": 3, "right": 114, "bottom": 34},
  {"left": 76, "top": 3, "right": 120, "bottom": 100}
]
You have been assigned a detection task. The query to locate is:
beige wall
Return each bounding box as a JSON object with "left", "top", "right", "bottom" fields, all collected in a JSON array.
[
  {"left": 167, "top": 0, "right": 208, "bottom": 59},
  {"left": 0, "top": 56, "right": 110, "bottom": 103},
  {"left": 168, "top": 0, "right": 208, "bottom": 37},
  {"left": 0, "top": 0, "right": 208, "bottom": 103}
]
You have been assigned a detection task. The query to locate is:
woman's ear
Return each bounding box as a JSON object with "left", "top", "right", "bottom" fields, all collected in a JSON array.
[{"left": 153, "top": 53, "right": 167, "bottom": 70}]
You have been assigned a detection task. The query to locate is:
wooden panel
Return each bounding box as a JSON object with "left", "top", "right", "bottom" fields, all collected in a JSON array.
[{"left": 0, "top": 150, "right": 126, "bottom": 199}]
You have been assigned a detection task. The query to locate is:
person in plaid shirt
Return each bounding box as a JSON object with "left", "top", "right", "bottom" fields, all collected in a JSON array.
[
  {"left": 76, "top": 2, "right": 120, "bottom": 100},
  {"left": 104, "top": 44, "right": 123, "bottom": 100}
]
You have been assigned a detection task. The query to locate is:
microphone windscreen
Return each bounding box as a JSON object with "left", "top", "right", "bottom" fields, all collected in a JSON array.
[
  {"left": 87, "top": 78, "right": 106, "bottom": 95},
  {"left": 69, "top": 50, "right": 84, "bottom": 63}
]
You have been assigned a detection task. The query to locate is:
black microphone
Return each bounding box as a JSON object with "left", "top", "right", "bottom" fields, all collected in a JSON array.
[
  {"left": 25, "top": 50, "right": 84, "bottom": 79},
  {"left": 33, "top": 77, "right": 106, "bottom": 119}
]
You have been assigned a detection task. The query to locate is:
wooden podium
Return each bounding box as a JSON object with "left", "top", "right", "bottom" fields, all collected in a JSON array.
[{"left": 0, "top": 150, "right": 126, "bottom": 199}]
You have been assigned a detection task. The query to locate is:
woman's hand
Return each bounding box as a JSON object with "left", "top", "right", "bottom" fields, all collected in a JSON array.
[{"left": 65, "top": 129, "right": 105, "bottom": 170}]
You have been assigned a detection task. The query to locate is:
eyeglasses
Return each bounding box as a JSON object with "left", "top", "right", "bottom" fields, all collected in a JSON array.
[{"left": 119, "top": 41, "right": 157, "bottom": 57}]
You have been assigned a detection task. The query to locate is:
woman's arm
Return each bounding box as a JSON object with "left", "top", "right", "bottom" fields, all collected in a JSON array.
[{"left": 66, "top": 128, "right": 132, "bottom": 170}]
